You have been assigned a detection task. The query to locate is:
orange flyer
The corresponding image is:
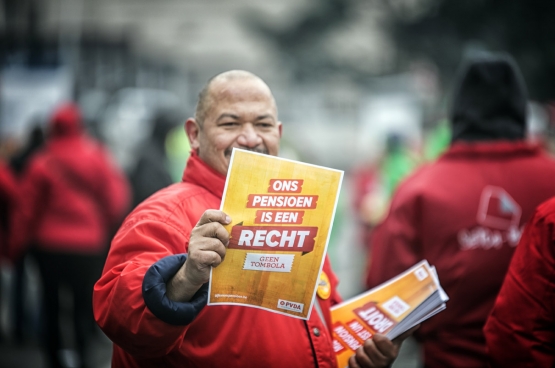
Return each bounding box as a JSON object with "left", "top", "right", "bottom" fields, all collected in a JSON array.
[
  {"left": 207, "top": 149, "right": 343, "bottom": 319},
  {"left": 330, "top": 260, "right": 448, "bottom": 368}
]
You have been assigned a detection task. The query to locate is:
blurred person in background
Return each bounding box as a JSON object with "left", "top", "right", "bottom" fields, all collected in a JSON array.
[
  {"left": 364, "top": 53, "right": 555, "bottom": 367},
  {"left": 353, "top": 133, "right": 421, "bottom": 248},
  {"left": 8, "top": 122, "right": 45, "bottom": 344},
  {"left": 164, "top": 123, "right": 191, "bottom": 183},
  {"left": 484, "top": 195, "right": 555, "bottom": 367},
  {"left": 0, "top": 152, "right": 17, "bottom": 258},
  {"left": 128, "top": 109, "right": 180, "bottom": 209},
  {"left": 10, "top": 122, "right": 46, "bottom": 174},
  {"left": 0, "top": 158, "right": 16, "bottom": 257},
  {"left": 93, "top": 70, "right": 415, "bottom": 368},
  {"left": 9, "top": 102, "right": 130, "bottom": 368},
  {"left": 379, "top": 133, "right": 421, "bottom": 201},
  {"left": 351, "top": 160, "right": 383, "bottom": 246}
]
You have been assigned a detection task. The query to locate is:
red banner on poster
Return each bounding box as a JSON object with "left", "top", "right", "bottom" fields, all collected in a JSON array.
[{"left": 229, "top": 225, "right": 318, "bottom": 253}]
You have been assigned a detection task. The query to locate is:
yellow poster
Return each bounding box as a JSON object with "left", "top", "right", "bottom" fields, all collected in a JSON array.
[
  {"left": 207, "top": 149, "right": 343, "bottom": 319},
  {"left": 330, "top": 260, "right": 448, "bottom": 368}
]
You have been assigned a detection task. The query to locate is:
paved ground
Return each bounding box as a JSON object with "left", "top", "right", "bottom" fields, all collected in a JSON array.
[
  {"left": 0, "top": 341, "right": 46, "bottom": 368},
  {"left": 0, "top": 336, "right": 112, "bottom": 368},
  {"left": 0, "top": 261, "right": 111, "bottom": 368}
]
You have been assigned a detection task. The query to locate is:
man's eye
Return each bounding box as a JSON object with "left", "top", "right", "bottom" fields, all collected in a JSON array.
[
  {"left": 221, "top": 122, "right": 239, "bottom": 127},
  {"left": 257, "top": 122, "right": 273, "bottom": 128}
]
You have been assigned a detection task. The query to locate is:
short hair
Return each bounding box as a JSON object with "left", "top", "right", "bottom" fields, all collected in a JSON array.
[{"left": 194, "top": 70, "right": 275, "bottom": 127}]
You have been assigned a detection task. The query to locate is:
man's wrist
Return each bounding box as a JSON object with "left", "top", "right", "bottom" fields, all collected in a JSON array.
[
  {"left": 166, "top": 263, "right": 204, "bottom": 302},
  {"left": 143, "top": 254, "right": 209, "bottom": 325}
]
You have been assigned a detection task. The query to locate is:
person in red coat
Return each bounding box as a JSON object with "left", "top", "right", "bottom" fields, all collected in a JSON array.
[
  {"left": 0, "top": 158, "right": 16, "bottom": 345},
  {"left": 484, "top": 196, "right": 555, "bottom": 367},
  {"left": 365, "top": 53, "right": 555, "bottom": 367},
  {"left": 10, "top": 102, "right": 130, "bottom": 368},
  {"left": 93, "top": 70, "right": 415, "bottom": 368}
]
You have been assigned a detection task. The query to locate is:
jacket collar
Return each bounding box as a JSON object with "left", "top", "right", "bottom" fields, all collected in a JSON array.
[
  {"left": 182, "top": 151, "right": 226, "bottom": 199},
  {"left": 442, "top": 140, "right": 540, "bottom": 159}
]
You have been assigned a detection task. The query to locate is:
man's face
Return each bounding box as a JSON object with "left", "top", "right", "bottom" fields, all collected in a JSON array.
[{"left": 187, "top": 77, "right": 282, "bottom": 175}]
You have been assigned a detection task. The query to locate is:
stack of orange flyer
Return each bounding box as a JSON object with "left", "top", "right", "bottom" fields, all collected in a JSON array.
[
  {"left": 208, "top": 149, "right": 343, "bottom": 319},
  {"left": 330, "top": 260, "right": 448, "bottom": 368}
]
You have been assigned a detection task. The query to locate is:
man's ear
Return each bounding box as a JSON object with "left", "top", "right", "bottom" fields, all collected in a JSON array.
[
  {"left": 185, "top": 118, "right": 201, "bottom": 151},
  {"left": 277, "top": 121, "right": 283, "bottom": 138}
]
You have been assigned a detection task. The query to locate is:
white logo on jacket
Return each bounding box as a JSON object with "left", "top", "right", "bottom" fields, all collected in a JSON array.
[{"left": 458, "top": 186, "right": 522, "bottom": 250}]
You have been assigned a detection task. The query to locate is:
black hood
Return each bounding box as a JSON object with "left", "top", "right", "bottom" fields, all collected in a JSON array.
[{"left": 450, "top": 53, "right": 528, "bottom": 143}]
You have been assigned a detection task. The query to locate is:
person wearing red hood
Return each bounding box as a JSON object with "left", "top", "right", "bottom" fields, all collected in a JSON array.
[
  {"left": 10, "top": 102, "right": 130, "bottom": 368},
  {"left": 364, "top": 53, "right": 555, "bottom": 367}
]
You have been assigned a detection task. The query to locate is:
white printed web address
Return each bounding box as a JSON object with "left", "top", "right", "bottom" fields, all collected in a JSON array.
[{"left": 243, "top": 253, "right": 294, "bottom": 273}]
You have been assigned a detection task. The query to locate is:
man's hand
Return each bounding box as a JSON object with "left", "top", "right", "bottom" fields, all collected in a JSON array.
[
  {"left": 348, "top": 325, "right": 420, "bottom": 368},
  {"left": 166, "top": 210, "right": 231, "bottom": 302}
]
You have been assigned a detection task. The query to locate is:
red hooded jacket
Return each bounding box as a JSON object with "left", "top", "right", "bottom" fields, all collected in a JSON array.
[
  {"left": 93, "top": 152, "right": 342, "bottom": 367},
  {"left": 484, "top": 196, "right": 555, "bottom": 367},
  {"left": 9, "top": 103, "right": 130, "bottom": 257}
]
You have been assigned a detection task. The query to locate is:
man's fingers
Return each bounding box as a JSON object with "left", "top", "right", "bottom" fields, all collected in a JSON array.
[
  {"left": 353, "top": 344, "right": 376, "bottom": 367},
  {"left": 184, "top": 210, "right": 233, "bottom": 286},
  {"left": 371, "top": 334, "right": 396, "bottom": 361},
  {"left": 362, "top": 337, "right": 391, "bottom": 367},
  {"left": 189, "top": 237, "right": 227, "bottom": 263},
  {"left": 194, "top": 210, "right": 231, "bottom": 246},
  {"left": 185, "top": 243, "right": 226, "bottom": 285},
  {"left": 348, "top": 355, "right": 361, "bottom": 368},
  {"left": 192, "top": 221, "right": 230, "bottom": 246},
  {"left": 194, "top": 249, "right": 225, "bottom": 268},
  {"left": 196, "top": 210, "right": 231, "bottom": 227}
]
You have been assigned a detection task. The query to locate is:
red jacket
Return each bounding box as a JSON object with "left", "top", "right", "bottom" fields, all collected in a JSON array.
[
  {"left": 484, "top": 197, "right": 555, "bottom": 367},
  {"left": 10, "top": 103, "right": 130, "bottom": 256},
  {"left": 0, "top": 160, "right": 17, "bottom": 257},
  {"left": 93, "top": 152, "right": 341, "bottom": 368},
  {"left": 365, "top": 141, "right": 555, "bottom": 368}
]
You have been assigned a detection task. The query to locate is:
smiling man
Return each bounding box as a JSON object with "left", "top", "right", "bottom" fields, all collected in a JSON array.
[{"left": 93, "top": 70, "right": 412, "bottom": 368}]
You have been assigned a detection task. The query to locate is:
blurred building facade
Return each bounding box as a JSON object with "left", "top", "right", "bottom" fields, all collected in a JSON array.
[{"left": 0, "top": 0, "right": 442, "bottom": 172}]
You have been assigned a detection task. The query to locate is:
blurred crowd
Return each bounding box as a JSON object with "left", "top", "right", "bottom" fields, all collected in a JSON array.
[
  {"left": 0, "top": 82, "right": 189, "bottom": 367},
  {"left": 2, "top": 36, "right": 555, "bottom": 368}
]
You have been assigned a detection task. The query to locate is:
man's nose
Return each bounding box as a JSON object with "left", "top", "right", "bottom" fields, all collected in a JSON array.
[{"left": 237, "top": 124, "right": 262, "bottom": 147}]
